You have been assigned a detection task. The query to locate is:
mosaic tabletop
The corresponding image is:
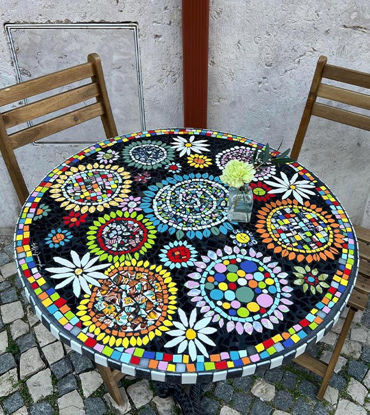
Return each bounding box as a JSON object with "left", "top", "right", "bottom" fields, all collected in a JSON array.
[{"left": 14, "top": 128, "right": 358, "bottom": 384}]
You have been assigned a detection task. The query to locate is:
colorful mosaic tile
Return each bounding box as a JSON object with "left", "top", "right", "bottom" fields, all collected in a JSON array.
[{"left": 14, "top": 129, "right": 358, "bottom": 383}]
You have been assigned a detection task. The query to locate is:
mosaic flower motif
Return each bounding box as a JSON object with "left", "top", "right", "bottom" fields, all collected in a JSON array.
[
  {"left": 141, "top": 173, "right": 234, "bottom": 240},
  {"left": 252, "top": 164, "right": 276, "bottom": 182},
  {"left": 250, "top": 181, "right": 275, "bottom": 202},
  {"left": 171, "top": 135, "right": 210, "bottom": 157},
  {"left": 187, "top": 154, "right": 212, "bottom": 169},
  {"left": 49, "top": 163, "right": 131, "bottom": 214},
  {"left": 134, "top": 172, "right": 151, "bottom": 183},
  {"left": 86, "top": 210, "right": 157, "bottom": 262},
  {"left": 33, "top": 203, "right": 51, "bottom": 221},
  {"left": 166, "top": 162, "right": 182, "bottom": 174},
  {"left": 164, "top": 308, "right": 217, "bottom": 361},
  {"left": 45, "top": 251, "right": 110, "bottom": 298},
  {"left": 44, "top": 228, "right": 73, "bottom": 248},
  {"left": 96, "top": 149, "right": 119, "bottom": 164},
  {"left": 118, "top": 196, "right": 142, "bottom": 213},
  {"left": 185, "top": 245, "right": 293, "bottom": 335},
  {"left": 159, "top": 241, "right": 198, "bottom": 269},
  {"left": 76, "top": 259, "right": 177, "bottom": 347},
  {"left": 255, "top": 199, "right": 345, "bottom": 262},
  {"left": 63, "top": 211, "right": 88, "bottom": 228},
  {"left": 265, "top": 172, "right": 315, "bottom": 205},
  {"left": 122, "top": 140, "right": 174, "bottom": 170},
  {"left": 293, "top": 265, "right": 330, "bottom": 295},
  {"left": 230, "top": 230, "right": 257, "bottom": 248}
]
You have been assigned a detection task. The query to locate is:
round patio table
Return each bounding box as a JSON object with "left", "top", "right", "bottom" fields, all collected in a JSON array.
[{"left": 14, "top": 128, "right": 358, "bottom": 414}]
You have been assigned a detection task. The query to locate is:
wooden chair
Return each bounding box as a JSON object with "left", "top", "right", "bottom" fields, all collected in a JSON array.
[
  {"left": 291, "top": 55, "right": 370, "bottom": 399},
  {"left": 0, "top": 53, "right": 118, "bottom": 206},
  {"left": 0, "top": 53, "right": 127, "bottom": 406}
]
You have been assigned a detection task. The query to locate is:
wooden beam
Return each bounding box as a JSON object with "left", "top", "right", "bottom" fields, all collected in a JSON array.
[{"left": 182, "top": 0, "right": 210, "bottom": 128}]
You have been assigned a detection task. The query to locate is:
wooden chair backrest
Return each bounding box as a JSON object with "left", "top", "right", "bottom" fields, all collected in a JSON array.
[
  {"left": 0, "top": 53, "right": 118, "bottom": 205},
  {"left": 291, "top": 55, "right": 370, "bottom": 160}
]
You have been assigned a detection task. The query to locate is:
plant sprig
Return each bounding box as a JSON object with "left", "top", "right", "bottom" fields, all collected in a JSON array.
[{"left": 252, "top": 141, "right": 293, "bottom": 171}]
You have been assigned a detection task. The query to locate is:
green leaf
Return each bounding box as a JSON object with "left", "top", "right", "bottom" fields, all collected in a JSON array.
[
  {"left": 276, "top": 148, "right": 290, "bottom": 159},
  {"left": 293, "top": 279, "right": 304, "bottom": 286},
  {"left": 303, "top": 284, "right": 308, "bottom": 293},
  {"left": 310, "top": 285, "right": 316, "bottom": 295},
  {"left": 318, "top": 274, "right": 328, "bottom": 281},
  {"left": 99, "top": 253, "right": 108, "bottom": 261},
  {"left": 294, "top": 266, "right": 306, "bottom": 274},
  {"left": 176, "top": 230, "right": 184, "bottom": 239},
  {"left": 316, "top": 285, "right": 323, "bottom": 294}
]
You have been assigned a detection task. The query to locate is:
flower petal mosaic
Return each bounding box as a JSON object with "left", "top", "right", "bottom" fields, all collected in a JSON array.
[{"left": 15, "top": 129, "right": 358, "bottom": 384}]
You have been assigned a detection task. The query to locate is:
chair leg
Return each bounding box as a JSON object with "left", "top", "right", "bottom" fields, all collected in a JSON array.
[
  {"left": 317, "top": 307, "right": 356, "bottom": 399},
  {"left": 96, "top": 364, "right": 125, "bottom": 406}
]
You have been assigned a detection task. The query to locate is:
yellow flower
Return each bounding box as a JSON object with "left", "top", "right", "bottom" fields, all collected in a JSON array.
[
  {"left": 187, "top": 154, "right": 212, "bottom": 169},
  {"left": 220, "top": 160, "right": 256, "bottom": 188}
]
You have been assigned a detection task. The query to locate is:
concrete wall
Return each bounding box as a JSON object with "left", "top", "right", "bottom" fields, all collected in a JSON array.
[{"left": 0, "top": 0, "right": 369, "bottom": 232}]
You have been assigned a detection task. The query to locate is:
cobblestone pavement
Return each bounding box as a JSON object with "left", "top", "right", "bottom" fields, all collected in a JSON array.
[{"left": 0, "top": 240, "right": 369, "bottom": 415}]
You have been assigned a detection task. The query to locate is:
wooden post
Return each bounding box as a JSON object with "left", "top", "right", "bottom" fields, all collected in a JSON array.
[{"left": 182, "top": 0, "right": 210, "bottom": 128}]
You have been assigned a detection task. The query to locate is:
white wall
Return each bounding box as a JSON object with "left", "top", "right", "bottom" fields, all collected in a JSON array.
[{"left": 0, "top": 0, "right": 369, "bottom": 231}]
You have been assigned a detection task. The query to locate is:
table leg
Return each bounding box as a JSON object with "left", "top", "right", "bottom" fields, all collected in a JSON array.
[
  {"left": 153, "top": 382, "right": 202, "bottom": 415},
  {"left": 96, "top": 364, "right": 126, "bottom": 407}
]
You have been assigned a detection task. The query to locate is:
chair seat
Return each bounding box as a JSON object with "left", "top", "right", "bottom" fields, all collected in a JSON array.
[{"left": 348, "top": 287, "right": 368, "bottom": 311}]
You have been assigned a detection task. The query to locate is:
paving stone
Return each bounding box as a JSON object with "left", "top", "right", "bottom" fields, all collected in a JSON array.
[
  {"left": 0, "top": 252, "right": 10, "bottom": 267},
  {"left": 264, "top": 368, "right": 284, "bottom": 384},
  {"left": 57, "top": 373, "right": 77, "bottom": 397},
  {"left": 346, "top": 377, "right": 367, "bottom": 405},
  {"left": 104, "top": 387, "right": 131, "bottom": 414},
  {"left": 232, "top": 376, "right": 253, "bottom": 391},
  {"left": 335, "top": 399, "right": 366, "bottom": 415},
  {"left": 200, "top": 396, "right": 220, "bottom": 415},
  {"left": 347, "top": 360, "right": 367, "bottom": 381},
  {"left": 202, "top": 382, "right": 214, "bottom": 393},
  {"left": 138, "top": 406, "right": 156, "bottom": 415},
  {"left": 1, "top": 301, "right": 24, "bottom": 324},
  {"left": 322, "top": 331, "right": 338, "bottom": 346},
  {"left": 298, "top": 379, "right": 318, "bottom": 400},
  {"left": 251, "top": 399, "right": 272, "bottom": 415},
  {"left": 26, "top": 368, "right": 53, "bottom": 402},
  {"left": 20, "top": 347, "right": 45, "bottom": 379},
  {"left": 152, "top": 396, "right": 175, "bottom": 415},
  {"left": 281, "top": 371, "right": 297, "bottom": 390},
  {"left": 50, "top": 357, "right": 73, "bottom": 380},
  {"left": 360, "top": 345, "right": 370, "bottom": 363},
  {"left": 85, "top": 397, "right": 107, "bottom": 415},
  {"left": 2, "top": 392, "right": 24, "bottom": 414},
  {"left": 220, "top": 406, "right": 241, "bottom": 415},
  {"left": 0, "top": 330, "right": 8, "bottom": 354},
  {"left": 313, "top": 402, "right": 329, "bottom": 415},
  {"left": 127, "top": 379, "right": 153, "bottom": 408},
  {"left": 251, "top": 378, "right": 275, "bottom": 402},
  {"left": 0, "top": 282, "right": 11, "bottom": 292},
  {"left": 13, "top": 406, "right": 28, "bottom": 415},
  {"left": 16, "top": 333, "right": 37, "bottom": 353},
  {"left": 215, "top": 381, "right": 234, "bottom": 403},
  {"left": 320, "top": 350, "right": 347, "bottom": 373},
  {"left": 341, "top": 339, "right": 362, "bottom": 359},
  {"left": 350, "top": 327, "right": 368, "bottom": 343},
  {"left": 30, "top": 401, "right": 54, "bottom": 415},
  {"left": 273, "top": 411, "right": 290, "bottom": 415},
  {"left": 362, "top": 308, "right": 370, "bottom": 329},
  {"left": 0, "top": 316, "right": 4, "bottom": 331},
  {"left": 0, "top": 288, "right": 18, "bottom": 305},
  {"left": 0, "top": 352, "right": 16, "bottom": 375},
  {"left": 323, "top": 385, "right": 339, "bottom": 406},
  {"left": 292, "top": 398, "right": 312, "bottom": 415},
  {"left": 3, "top": 245, "right": 14, "bottom": 260},
  {"left": 13, "top": 275, "right": 22, "bottom": 291},
  {"left": 363, "top": 369, "right": 370, "bottom": 389},
  {"left": 0, "top": 262, "right": 17, "bottom": 279},
  {"left": 69, "top": 351, "right": 94, "bottom": 374},
  {"left": 42, "top": 340, "right": 64, "bottom": 365},
  {"left": 273, "top": 390, "right": 293, "bottom": 411},
  {"left": 0, "top": 368, "right": 18, "bottom": 397},
  {"left": 329, "top": 373, "right": 347, "bottom": 390},
  {"left": 34, "top": 323, "right": 56, "bottom": 347},
  {"left": 26, "top": 307, "right": 39, "bottom": 327},
  {"left": 10, "top": 319, "right": 29, "bottom": 340},
  {"left": 79, "top": 370, "right": 103, "bottom": 397},
  {"left": 58, "top": 390, "right": 85, "bottom": 415},
  {"left": 231, "top": 392, "right": 253, "bottom": 414}
]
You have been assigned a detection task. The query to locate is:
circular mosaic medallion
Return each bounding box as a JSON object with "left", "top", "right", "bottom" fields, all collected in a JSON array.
[
  {"left": 86, "top": 210, "right": 156, "bottom": 262},
  {"left": 215, "top": 146, "right": 255, "bottom": 170},
  {"left": 50, "top": 163, "right": 131, "bottom": 213},
  {"left": 141, "top": 173, "right": 234, "bottom": 239},
  {"left": 122, "top": 140, "right": 175, "bottom": 170},
  {"left": 256, "top": 199, "right": 345, "bottom": 262},
  {"left": 186, "top": 245, "right": 292, "bottom": 334},
  {"left": 76, "top": 260, "right": 177, "bottom": 347}
]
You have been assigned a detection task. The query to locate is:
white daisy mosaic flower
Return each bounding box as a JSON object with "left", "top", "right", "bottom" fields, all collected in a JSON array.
[
  {"left": 265, "top": 172, "right": 315, "bottom": 204},
  {"left": 45, "top": 251, "right": 110, "bottom": 298},
  {"left": 164, "top": 308, "right": 217, "bottom": 361},
  {"left": 171, "top": 135, "right": 210, "bottom": 157}
]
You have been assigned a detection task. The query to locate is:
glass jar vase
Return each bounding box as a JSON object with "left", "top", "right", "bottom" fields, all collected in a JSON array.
[{"left": 227, "top": 185, "right": 254, "bottom": 223}]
